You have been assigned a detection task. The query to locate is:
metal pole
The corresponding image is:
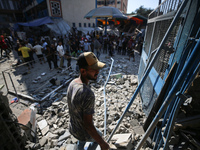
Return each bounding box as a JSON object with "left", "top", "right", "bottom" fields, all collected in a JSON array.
[
  {"left": 147, "top": 22, "right": 157, "bottom": 57},
  {"left": 8, "top": 72, "right": 19, "bottom": 101},
  {"left": 105, "top": 17, "right": 108, "bottom": 35},
  {"left": 40, "top": 78, "right": 72, "bottom": 102},
  {"left": 135, "top": 39, "right": 200, "bottom": 150},
  {"left": 95, "top": 0, "right": 97, "bottom": 27},
  {"left": 163, "top": 63, "right": 200, "bottom": 149},
  {"left": 154, "top": 38, "right": 199, "bottom": 149},
  {"left": 2, "top": 71, "right": 9, "bottom": 92},
  {"left": 107, "top": 0, "right": 188, "bottom": 143},
  {"left": 104, "top": 58, "right": 114, "bottom": 136}
]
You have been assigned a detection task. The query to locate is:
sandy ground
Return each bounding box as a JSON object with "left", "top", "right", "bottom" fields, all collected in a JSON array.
[{"left": 0, "top": 48, "right": 141, "bottom": 116}]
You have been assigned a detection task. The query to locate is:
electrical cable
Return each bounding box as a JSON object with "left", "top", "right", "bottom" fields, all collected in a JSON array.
[{"left": 3, "top": 118, "right": 38, "bottom": 149}]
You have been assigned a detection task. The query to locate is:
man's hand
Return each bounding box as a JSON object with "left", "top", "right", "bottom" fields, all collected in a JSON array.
[
  {"left": 100, "top": 141, "right": 110, "bottom": 150},
  {"left": 83, "top": 114, "right": 110, "bottom": 150}
]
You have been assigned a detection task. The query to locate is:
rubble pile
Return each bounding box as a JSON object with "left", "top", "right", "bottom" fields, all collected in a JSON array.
[
  {"left": 168, "top": 75, "right": 200, "bottom": 150},
  {"left": 22, "top": 57, "right": 147, "bottom": 150}
]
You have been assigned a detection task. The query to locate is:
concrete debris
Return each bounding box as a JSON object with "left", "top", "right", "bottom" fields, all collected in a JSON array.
[
  {"left": 10, "top": 56, "right": 145, "bottom": 149},
  {"left": 65, "top": 144, "right": 77, "bottom": 150},
  {"left": 58, "top": 130, "right": 71, "bottom": 142},
  {"left": 41, "top": 125, "right": 49, "bottom": 136},
  {"left": 132, "top": 126, "right": 145, "bottom": 135},
  {"left": 38, "top": 119, "right": 48, "bottom": 130},
  {"left": 111, "top": 133, "right": 133, "bottom": 150},
  {"left": 39, "top": 136, "right": 47, "bottom": 147}
]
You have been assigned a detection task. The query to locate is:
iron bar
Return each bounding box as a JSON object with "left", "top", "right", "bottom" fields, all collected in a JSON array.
[
  {"left": 154, "top": 20, "right": 198, "bottom": 149},
  {"left": 147, "top": 22, "right": 157, "bottom": 57},
  {"left": 107, "top": 0, "right": 188, "bottom": 143},
  {"left": 40, "top": 78, "right": 72, "bottom": 102},
  {"left": 136, "top": 38, "right": 200, "bottom": 150},
  {"left": 8, "top": 72, "right": 19, "bottom": 101},
  {"left": 162, "top": 63, "right": 200, "bottom": 149},
  {"left": 2, "top": 71, "right": 8, "bottom": 92},
  {"left": 103, "top": 57, "right": 114, "bottom": 136}
]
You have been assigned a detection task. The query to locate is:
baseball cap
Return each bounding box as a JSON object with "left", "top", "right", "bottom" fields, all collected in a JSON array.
[{"left": 77, "top": 52, "right": 105, "bottom": 70}]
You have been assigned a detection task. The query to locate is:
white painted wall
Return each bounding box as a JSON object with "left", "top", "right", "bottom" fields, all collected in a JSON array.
[{"left": 61, "top": 0, "right": 95, "bottom": 28}]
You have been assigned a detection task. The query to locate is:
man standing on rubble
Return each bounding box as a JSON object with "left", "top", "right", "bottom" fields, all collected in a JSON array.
[{"left": 67, "top": 52, "right": 110, "bottom": 150}]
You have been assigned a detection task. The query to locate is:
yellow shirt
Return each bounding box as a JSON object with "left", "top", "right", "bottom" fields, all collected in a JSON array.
[{"left": 18, "top": 46, "right": 30, "bottom": 58}]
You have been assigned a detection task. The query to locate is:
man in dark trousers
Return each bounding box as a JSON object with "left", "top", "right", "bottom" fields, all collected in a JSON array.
[{"left": 67, "top": 52, "right": 110, "bottom": 150}]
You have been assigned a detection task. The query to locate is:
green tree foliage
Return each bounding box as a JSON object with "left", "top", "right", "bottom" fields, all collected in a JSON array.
[{"left": 131, "top": 6, "right": 154, "bottom": 18}]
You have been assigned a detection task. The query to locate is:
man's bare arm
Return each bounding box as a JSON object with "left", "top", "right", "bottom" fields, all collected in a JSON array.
[{"left": 83, "top": 114, "right": 109, "bottom": 150}]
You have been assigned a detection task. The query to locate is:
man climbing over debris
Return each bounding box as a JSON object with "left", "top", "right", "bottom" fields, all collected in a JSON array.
[{"left": 67, "top": 52, "right": 110, "bottom": 150}]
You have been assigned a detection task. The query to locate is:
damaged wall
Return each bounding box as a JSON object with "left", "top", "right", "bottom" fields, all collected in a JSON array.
[{"left": 0, "top": 92, "right": 26, "bottom": 150}]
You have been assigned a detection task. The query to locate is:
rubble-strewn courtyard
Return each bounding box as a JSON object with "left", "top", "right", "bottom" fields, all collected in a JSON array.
[{"left": 0, "top": 51, "right": 149, "bottom": 150}]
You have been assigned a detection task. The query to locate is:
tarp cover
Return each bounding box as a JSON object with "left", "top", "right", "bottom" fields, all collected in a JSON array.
[
  {"left": 46, "top": 18, "right": 71, "bottom": 36},
  {"left": 16, "top": 16, "right": 53, "bottom": 27},
  {"left": 15, "top": 16, "right": 71, "bottom": 36}
]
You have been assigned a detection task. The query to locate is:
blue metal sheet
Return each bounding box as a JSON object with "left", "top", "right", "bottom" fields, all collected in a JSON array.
[{"left": 141, "top": 51, "right": 164, "bottom": 95}]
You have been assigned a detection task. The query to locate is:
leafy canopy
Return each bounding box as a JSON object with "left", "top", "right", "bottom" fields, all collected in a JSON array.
[{"left": 131, "top": 6, "right": 153, "bottom": 18}]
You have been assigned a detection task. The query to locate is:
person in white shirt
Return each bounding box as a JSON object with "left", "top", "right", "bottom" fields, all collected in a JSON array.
[
  {"left": 57, "top": 41, "right": 65, "bottom": 68},
  {"left": 42, "top": 40, "right": 48, "bottom": 55},
  {"left": 79, "top": 38, "right": 84, "bottom": 51},
  {"left": 33, "top": 41, "right": 45, "bottom": 64},
  {"left": 86, "top": 32, "right": 91, "bottom": 41},
  {"left": 25, "top": 40, "right": 35, "bottom": 63},
  {"left": 83, "top": 39, "right": 91, "bottom": 52}
]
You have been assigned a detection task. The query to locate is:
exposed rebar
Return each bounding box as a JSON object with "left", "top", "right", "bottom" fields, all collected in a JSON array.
[{"left": 103, "top": 57, "right": 114, "bottom": 136}]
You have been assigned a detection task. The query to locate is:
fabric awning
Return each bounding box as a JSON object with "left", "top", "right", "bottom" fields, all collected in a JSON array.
[{"left": 16, "top": 16, "right": 53, "bottom": 27}]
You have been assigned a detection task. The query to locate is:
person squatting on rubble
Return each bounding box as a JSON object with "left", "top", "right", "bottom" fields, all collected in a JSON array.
[{"left": 67, "top": 52, "right": 110, "bottom": 150}]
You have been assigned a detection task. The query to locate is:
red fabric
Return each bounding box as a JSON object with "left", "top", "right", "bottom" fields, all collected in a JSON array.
[{"left": 0, "top": 35, "right": 8, "bottom": 49}]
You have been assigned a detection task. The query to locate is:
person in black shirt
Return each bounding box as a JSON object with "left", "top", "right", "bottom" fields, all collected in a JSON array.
[
  {"left": 46, "top": 45, "right": 55, "bottom": 70},
  {"left": 50, "top": 44, "right": 58, "bottom": 69},
  {"left": 64, "top": 50, "right": 72, "bottom": 70}
]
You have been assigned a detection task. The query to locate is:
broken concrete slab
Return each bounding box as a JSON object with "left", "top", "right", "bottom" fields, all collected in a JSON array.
[
  {"left": 111, "top": 133, "right": 133, "bottom": 150},
  {"left": 66, "top": 144, "right": 77, "bottom": 150},
  {"left": 132, "top": 126, "right": 145, "bottom": 135},
  {"left": 57, "top": 140, "right": 65, "bottom": 147},
  {"left": 41, "top": 125, "right": 49, "bottom": 136},
  {"left": 58, "top": 130, "right": 71, "bottom": 142},
  {"left": 38, "top": 119, "right": 48, "bottom": 130},
  {"left": 39, "top": 136, "right": 47, "bottom": 147},
  {"left": 130, "top": 75, "right": 138, "bottom": 85},
  {"left": 46, "top": 132, "right": 59, "bottom": 139},
  {"left": 130, "top": 119, "right": 139, "bottom": 127},
  {"left": 112, "top": 133, "right": 132, "bottom": 144}
]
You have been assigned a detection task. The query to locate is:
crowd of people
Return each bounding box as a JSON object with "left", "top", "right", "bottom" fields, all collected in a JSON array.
[
  {"left": 0, "top": 30, "right": 144, "bottom": 70},
  {"left": 0, "top": 33, "right": 13, "bottom": 59}
]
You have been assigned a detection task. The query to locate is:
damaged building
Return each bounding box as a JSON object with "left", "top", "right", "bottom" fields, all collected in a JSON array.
[{"left": 0, "top": 0, "right": 200, "bottom": 150}]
